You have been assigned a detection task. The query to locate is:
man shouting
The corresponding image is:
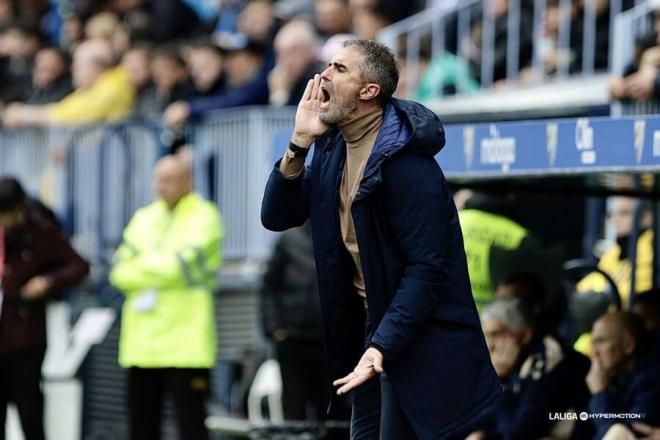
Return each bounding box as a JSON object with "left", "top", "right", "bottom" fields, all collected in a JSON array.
[{"left": 261, "top": 39, "right": 501, "bottom": 439}]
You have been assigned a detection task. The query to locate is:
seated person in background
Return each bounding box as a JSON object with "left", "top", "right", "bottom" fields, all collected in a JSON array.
[
  {"left": 23, "top": 45, "right": 72, "bottom": 105},
  {"left": 468, "top": 298, "right": 591, "bottom": 440},
  {"left": 121, "top": 44, "right": 159, "bottom": 116},
  {"left": 1, "top": 38, "right": 134, "bottom": 128},
  {"left": 587, "top": 312, "right": 660, "bottom": 439},
  {"left": 575, "top": 197, "right": 653, "bottom": 355},
  {"left": 496, "top": 272, "right": 562, "bottom": 337},
  {"left": 151, "top": 44, "right": 197, "bottom": 113},
  {"left": 163, "top": 35, "right": 269, "bottom": 128},
  {"left": 268, "top": 19, "right": 322, "bottom": 107}
]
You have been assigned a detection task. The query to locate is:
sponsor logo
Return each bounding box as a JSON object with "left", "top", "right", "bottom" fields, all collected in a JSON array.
[
  {"left": 481, "top": 124, "right": 516, "bottom": 172},
  {"left": 575, "top": 119, "right": 596, "bottom": 165}
]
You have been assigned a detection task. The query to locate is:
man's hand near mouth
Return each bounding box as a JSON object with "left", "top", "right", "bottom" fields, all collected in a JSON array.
[{"left": 291, "top": 73, "right": 331, "bottom": 148}]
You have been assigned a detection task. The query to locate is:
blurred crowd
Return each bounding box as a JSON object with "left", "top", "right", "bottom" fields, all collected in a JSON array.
[
  {"left": 2, "top": 0, "right": 659, "bottom": 135},
  {"left": 0, "top": 0, "right": 425, "bottom": 133}
]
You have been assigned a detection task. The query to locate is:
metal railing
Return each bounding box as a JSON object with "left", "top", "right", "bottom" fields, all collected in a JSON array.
[
  {"left": 0, "top": 108, "right": 297, "bottom": 270},
  {"left": 379, "top": 0, "right": 632, "bottom": 98}
]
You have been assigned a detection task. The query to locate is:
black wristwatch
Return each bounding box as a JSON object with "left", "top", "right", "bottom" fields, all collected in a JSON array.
[{"left": 287, "top": 141, "right": 310, "bottom": 158}]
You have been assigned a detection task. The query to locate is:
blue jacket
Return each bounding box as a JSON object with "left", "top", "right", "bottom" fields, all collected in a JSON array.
[
  {"left": 588, "top": 341, "right": 660, "bottom": 439},
  {"left": 261, "top": 99, "right": 502, "bottom": 438}
]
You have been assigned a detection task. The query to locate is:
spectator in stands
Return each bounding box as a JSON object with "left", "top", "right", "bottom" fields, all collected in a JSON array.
[
  {"left": 468, "top": 0, "right": 533, "bottom": 86},
  {"left": 84, "top": 11, "right": 120, "bottom": 41},
  {"left": 23, "top": 46, "right": 73, "bottom": 105},
  {"left": 0, "top": 22, "right": 42, "bottom": 103},
  {"left": 395, "top": 37, "right": 480, "bottom": 101},
  {"left": 1, "top": 38, "right": 135, "bottom": 128},
  {"left": 121, "top": 44, "right": 159, "bottom": 115},
  {"left": 151, "top": 44, "right": 197, "bottom": 112},
  {"left": 633, "top": 288, "right": 660, "bottom": 331},
  {"left": 0, "top": 176, "right": 89, "bottom": 440},
  {"left": 163, "top": 36, "right": 269, "bottom": 128},
  {"left": 468, "top": 298, "right": 591, "bottom": 440},
  {"left": 610, "top": 1, "right": 660, "bottom": 102},
  {"left": 315, "top": 0, "right": 352, "bottom": 39},
  {"left": 349, "top": 0, "right": 422, "bottom": 24},
  {"left": 268, "top": 20, "right": 322, "bottom": 106},
  {"left": 109, "top": 0, "right": 202, "bottom": 43},
  {"left": 587, "top": 312, "right": 660, "bottom": 439},
  {"left": 259, "top": 222, "right": 330, "bottom": 421},
  {"left": 187, "top": 40, "right": 226, "bottom": 98},
  {"left": 236, "top": 0, "right": 276, "bottom": 46},
  {"left": 352, "top": 4, "right": 390, "bottom": 41},
  {"left": 109, "top": 154, "right": 224, "bottom": 440}
]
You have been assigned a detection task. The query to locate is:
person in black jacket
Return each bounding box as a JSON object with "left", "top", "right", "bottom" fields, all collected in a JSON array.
[
  {"left": 469, "top": 298, "right": 592, "bottom": 440},
  {"left": 259, "top": 222, "right": 329, "bottom": 421},
  {"left": 587, "top": 311, "right": 660, "bottom": 439}
]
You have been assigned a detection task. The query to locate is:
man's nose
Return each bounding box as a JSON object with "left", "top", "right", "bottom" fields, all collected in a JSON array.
[{"left": 320, "top": 66, "right": 332, "bottom": 81}]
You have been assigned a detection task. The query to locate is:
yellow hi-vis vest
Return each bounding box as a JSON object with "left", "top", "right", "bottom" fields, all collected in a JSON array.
[
  {"left": 574, "top": 229, "right": 653, "bottom": 356},
  {"left": 109, "top": 192, "right": 224, "bottom": 368},
  {"left": 459, "top": 209, "right": 529, "bottom": 310}
]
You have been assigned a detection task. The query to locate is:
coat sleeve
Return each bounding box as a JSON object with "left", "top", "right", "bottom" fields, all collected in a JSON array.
[
  {"left": 370, "top": 155, "right": 452, "bottom": 361},
  {"left": 261, "top": 159, "right": 311, "bottom": 232},
  {"left": 40, "top": 224, "right": 90, "bottom": 294}
]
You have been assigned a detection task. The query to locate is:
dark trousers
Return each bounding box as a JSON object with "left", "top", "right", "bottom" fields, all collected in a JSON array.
[
  {"left": 0, "top": 351, "right": 46, "bottom": 440},
  {"left": 276, "top": 339, "right": 330, "bottom": 421},
  {"left": 350, "top": 312, "right": 416, "bottom": 439},
  {"left": 127, "top": 367, "right": 210, "bottom": 440},
  {"left": 350, "top": 372, "right": 417, "bottom": 440}
]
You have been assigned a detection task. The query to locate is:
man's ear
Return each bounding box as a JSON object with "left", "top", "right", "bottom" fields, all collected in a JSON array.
[{"left": 359, "top": 83, "right": 381, "bottom": 102}]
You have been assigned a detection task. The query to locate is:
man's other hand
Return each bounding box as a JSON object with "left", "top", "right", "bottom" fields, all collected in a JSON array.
[{"left": 333, "top": 347, "right": 383, "bottom": 395}]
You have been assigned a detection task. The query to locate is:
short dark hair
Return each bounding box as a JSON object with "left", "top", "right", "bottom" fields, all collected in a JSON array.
[
  {"left": 0, "top": 177, "right": 27, "bottom": 213},
  {"left": 343, "top": 39, "right": 399, "bottom": 105}
]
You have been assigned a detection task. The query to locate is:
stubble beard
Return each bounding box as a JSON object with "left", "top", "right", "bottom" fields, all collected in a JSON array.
[{"left": 319, "top": 92, "right": 359, "bottom": 125}]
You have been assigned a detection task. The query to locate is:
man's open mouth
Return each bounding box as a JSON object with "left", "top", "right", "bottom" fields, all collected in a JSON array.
[{"left": 320, "top": 86, "right": 331, "bottom": 109}]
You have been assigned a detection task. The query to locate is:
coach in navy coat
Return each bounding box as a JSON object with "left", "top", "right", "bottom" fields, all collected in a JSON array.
[{"left": 261, "top": 40, "right": 501, "bottom": 439}]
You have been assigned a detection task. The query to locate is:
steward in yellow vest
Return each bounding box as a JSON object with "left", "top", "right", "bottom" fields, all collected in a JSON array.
[{"left": 109, "top": 155, "right": 223, "bottom": 439}]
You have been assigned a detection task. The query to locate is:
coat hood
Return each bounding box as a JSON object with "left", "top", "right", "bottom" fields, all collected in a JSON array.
[
  {"left": 353, "top": 98, "right": 445, "bottom": 198},
  {"left": 388, "top": 98, "right": 446, "bottom": 157}
]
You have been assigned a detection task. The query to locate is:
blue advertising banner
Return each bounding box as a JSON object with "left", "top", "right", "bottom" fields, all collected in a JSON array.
[{"left": 438, "top": 116, "right": 660, "bottom": 179}]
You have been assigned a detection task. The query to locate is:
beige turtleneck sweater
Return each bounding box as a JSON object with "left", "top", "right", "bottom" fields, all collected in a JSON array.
[
  {"left": 279, "top": 108, "right": 383, "bottom": 299},
  {"left": 337, "top": 108, "right": 383, "bottom": 298}
]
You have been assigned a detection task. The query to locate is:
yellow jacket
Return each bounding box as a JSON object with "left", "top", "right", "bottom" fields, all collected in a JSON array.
[
  {"left": 109, "top": 193, "right": 223, "bottom": 368},
  {"left": 577, "top": 230, "right": 653, "bottom": 309},
  {"left": 459, "top": 209, "right": 529, "bottom": 309},
  {"left": 49, "top": 66, "right": 135, "bottom": 125},
  {"left": 574, "top": 230, "right": 653, "bottom": 356}
]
